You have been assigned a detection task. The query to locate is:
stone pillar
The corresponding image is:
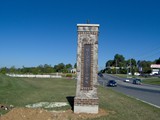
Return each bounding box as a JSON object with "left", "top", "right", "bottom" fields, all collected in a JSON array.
[{"left": 74, "top": 24, "right": 99, "bottom": 114}]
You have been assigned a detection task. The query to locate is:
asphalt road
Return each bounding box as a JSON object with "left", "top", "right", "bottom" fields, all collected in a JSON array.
[{"left": 98, "top": 74, "right": 160, "bottom": 108}]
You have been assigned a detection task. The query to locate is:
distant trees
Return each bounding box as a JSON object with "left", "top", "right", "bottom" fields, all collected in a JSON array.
[
  {"left": 0, "top": 67, "right": 8, "bottom": 74},
  {"left": 1, "top": 55, "right": 159, "bottom": 75},
  {"left": 54, "top": 63, "right": 72, "bottom": 73},
  {"left": 137, "top": 60, "right": 152, "bottom": 73},
  {"left": 74, "top": 63, "right": 77, "bottom": 68},
  {"left": 104, "top": 54, "right": 156, "bottom": 74},
  {"left": 0, "top": 63, "right": 74, "bottom": 74},
  {"left": 105, "top": 54, "right": 133, "bottom": 74},
  {"left": 154, "top": 58, "right": 160, "bottom": 64}
]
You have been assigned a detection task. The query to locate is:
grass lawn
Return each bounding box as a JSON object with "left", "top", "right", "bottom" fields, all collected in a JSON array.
[
  {"left": 0, "top": 75, "right": 75, "bottom": 106},
  {"left": 114, "top": 74, "right": 139, "bottom": 78},
  {"left": 113, "top": 74, "right": 127, "bottom": 78},
  {"left": 142, "top": 78, "right": 160, "bottom": 85},
  {"left": 0, "top": 74, "right": 160, "bottom": 120}
]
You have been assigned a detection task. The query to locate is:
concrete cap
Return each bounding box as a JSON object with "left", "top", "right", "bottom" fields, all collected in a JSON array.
[{"left": 77, "top": 24, "right": 100, "bottom": 27}]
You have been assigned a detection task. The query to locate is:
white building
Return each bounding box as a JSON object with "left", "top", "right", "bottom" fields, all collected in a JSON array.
[
  {"left": 150, "top": 64, "right": 160, "bottom": 75},
  {"left": 71, "top": 68, "right": 76, "bottom": 73}
]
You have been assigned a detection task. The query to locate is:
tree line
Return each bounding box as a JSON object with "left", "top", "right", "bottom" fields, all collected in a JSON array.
[
  {"left": 104, "top": 54, "right": 160, "bottom": 74},
  {"left": 1, "top": 54, "right": 160, "bottom": 75},
  {"left": 0, "top": 63, "right": 77, "bottom": 74}
]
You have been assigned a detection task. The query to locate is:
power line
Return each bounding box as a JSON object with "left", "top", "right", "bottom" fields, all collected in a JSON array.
[
  {"left": 139, "top": 51, "right": 160, "bottom": 60},
  {"left": 130, "top": 45, "right": 160, "bottom": 60}
]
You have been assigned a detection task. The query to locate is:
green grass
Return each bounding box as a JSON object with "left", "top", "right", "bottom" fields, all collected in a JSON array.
[
  {"left": 142, "top": 78, "right": 160, "bottom": 85},
  {"left": 114, "top": 74, "right": 138, "bottom": 78},
  {"left": 114, "top": 74, "right": 128, "bottom": 78},
  {"left": 0, "top": 75, "right": 76, "bottom": 107},
  {"left": 96, "top": 87, "right": 160, "bottom": 120},
  {"left": 0, "top": 74, "right": 160, "bottom": 120}
]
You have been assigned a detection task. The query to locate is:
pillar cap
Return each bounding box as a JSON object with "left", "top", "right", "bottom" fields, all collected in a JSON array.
[{"left": 77, "top": 24, "right": 100, "bottom": 27}]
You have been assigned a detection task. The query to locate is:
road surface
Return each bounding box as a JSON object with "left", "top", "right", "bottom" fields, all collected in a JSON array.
[{"left": 98, "top": 74, "right": 160, "bottom": 108}]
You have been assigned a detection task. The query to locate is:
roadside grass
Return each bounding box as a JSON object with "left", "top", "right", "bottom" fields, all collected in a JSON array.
[
  {"left": 0, "top": 74, "right": 160, "bottom": 120},
  {"left": 142, "top": 78, "right": 160, "bottom": 85},
  {"left": 113, "top": 74, "right": 126, "bottom": 78},
  {"left": 114, "top": 74, "right": 133, "bottom": 78},
  {"left": 97, "top": 87, "right": 160, "bottom": 120}
]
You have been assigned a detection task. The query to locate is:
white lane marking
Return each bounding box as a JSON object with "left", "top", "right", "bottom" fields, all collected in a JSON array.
[
  {"left": 125, "top": 94, "right": 160, "bottom": 109},
  {"left": 135, "top": 98, "right": 160, "bottom": 109}
]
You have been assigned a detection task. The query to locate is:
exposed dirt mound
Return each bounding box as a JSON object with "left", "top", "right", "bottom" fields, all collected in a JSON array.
[{"left": 0, "top": 108, "right": 108, "bottom": 120}]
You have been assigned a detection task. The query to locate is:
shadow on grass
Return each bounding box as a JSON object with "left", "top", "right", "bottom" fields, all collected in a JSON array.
[{"left": 66, "top": 96, "right": 74, "bottom": 111}]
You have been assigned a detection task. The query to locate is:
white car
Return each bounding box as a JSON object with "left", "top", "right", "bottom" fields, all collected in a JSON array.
[{"left": 124, "top": 79, "right": 130, "bottom": 82}]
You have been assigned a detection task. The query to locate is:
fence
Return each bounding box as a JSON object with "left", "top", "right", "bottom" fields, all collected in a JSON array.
[{"left": 6, "top": 74, "right": 62, "bottom": 78}]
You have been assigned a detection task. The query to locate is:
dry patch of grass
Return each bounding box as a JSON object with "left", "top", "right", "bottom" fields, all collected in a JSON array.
[{"left": 0, "top": 108, "right": 108, "bottom": 120}]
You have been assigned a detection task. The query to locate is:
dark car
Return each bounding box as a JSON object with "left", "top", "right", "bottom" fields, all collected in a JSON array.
[
  {"left": 133, "top": 79, "right": 142, "bottom": 85},
  {"left": 98, "top": 72, "right": 103, "bottom": 77},
  {"left": 107, "top": 80, "right": 117, "bottom": 87}
]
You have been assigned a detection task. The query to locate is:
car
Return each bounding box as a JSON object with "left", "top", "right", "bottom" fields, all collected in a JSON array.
[
  {"left": 133, "top": 79, "right": 142, "bottom": 85},
  {"left": 98, "top": 72, "right": 103, "bottom": 77},
  {"left": 124, "top": 79, "right": 130, "bottom": 82},
  {"left": 107, "top": 80, "right": 117, "bottom": 87}
]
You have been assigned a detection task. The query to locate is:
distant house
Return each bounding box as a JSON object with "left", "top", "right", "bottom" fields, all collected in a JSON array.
[
  {"left": 150, "top": 64, "right": 160, "bottom": 75},
  {"left": 67, "top": 68, "right": 72, "bottom": 73},
  {"left": 71, "top": 68, "right": 76, "bottom": 73},
  {"left": 67, "top": 68, "right": 76, "bottom": 73}
]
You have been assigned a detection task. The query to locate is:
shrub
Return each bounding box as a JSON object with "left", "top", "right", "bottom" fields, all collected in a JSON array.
[{"left": 66, "top": 74, "right": 72, "bottom": 77}]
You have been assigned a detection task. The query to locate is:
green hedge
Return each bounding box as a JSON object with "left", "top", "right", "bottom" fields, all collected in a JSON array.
[{"left": 66, "top": 74, "right": 72, "bottom": 77}]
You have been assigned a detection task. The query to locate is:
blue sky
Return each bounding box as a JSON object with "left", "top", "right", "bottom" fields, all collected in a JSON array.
[{"left": 0, "top": 0, "right": 160, "bottom": 69}]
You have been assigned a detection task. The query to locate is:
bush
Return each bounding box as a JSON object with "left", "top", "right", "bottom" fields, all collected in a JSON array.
[{"left": 66, "top": 74, "right": 72, "bottom": 77}]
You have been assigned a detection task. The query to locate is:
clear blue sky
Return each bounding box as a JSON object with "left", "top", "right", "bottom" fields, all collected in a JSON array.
[{"left": 0, "top": 0, "right": 160, "bottom": 69}]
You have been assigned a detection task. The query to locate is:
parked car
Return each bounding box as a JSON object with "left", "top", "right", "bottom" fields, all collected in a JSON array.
[
  {"left": 107, "top": 80, "right": 117, "bottom": 87},
  {"left": 133, "top": 79, "right": 142, "bottom": 85}
]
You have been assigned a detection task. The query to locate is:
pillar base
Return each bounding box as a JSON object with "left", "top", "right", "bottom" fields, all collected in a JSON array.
[
  {"left": 74, "top": 105, "right": 98, "bottom": 114},
  {"left": 74, "top": 97, "right": 99, "bottom": 114}
]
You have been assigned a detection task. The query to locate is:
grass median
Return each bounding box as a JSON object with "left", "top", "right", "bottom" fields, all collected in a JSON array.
[
  {"left": 0, "top": 74, "right": 160, "bottom": 120},
  {"left": 142, "top": 78, "right": 160, "bottom": 85}
]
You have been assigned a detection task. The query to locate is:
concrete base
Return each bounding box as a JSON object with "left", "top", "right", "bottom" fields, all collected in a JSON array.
[{"left": 74, "top": 105, "right": 98, "bottom": 114}]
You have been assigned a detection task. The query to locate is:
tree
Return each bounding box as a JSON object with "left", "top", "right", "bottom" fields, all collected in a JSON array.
[
  {"left": 43, "top": 64, "right": 53, "bottom": 73},
  {"left": 105, "top": 54, "right": 138, "bottom": 74},
  {"left": 54, "top": 63, "right": 65, "bottom": 72},
  {"left": 114, "top": 54, "right": 126, "bottom": 73},
  {"left": 65, "top": 64, "right": 72, "bottom": 69},
  {"left": 154, "top": 58, "right": 160, "bottom": 64},
  {"left": 21, "top": 66, "right": 31, "bottom": 74},
  {"left": 10, "top": 66, "right": 16, "bottom": 73},
  {"left": 105, "top": 60, "right": 114, "bottom": 68},
  {"left": 31, "top": 67, "right": 39, "bottom": 74},
  {"left": 138, "top": 60, "right": 152, "bottom": 73},
  {"left": 0, "top": 67, "right": 8, "bottom": 74},
  {"left": 114, "top": 54, "right": 126, "bottom": 68},
  {"left": 74, "top": 63, "right": 77, "bottom": 68},
  {"left": 114, "top": 54, "right": 125, "bottom": 63},
  {"left": 126, "top": 59, "right": 136, "bottom": 67},
  {"left": 37, "top": 65, "right": 44, "bottom": 74},
  {"left": 126, "top": 58, "right": 137, "bottom": 75}
]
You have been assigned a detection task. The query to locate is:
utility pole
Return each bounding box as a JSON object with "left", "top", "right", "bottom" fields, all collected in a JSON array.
[
  {"left": 116, "top": 59, "right": 117, "bottom": 74},
  {"left": 130, "top": 59, "right": 132, "bottom": 75},
  {"left": 126, "top": 64, "right": 128, "bottom": 78}
]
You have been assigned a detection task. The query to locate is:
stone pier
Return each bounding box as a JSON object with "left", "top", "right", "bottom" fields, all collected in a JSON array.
[{"left": 74, "top": 24, "right": 100, "bottom": 114}]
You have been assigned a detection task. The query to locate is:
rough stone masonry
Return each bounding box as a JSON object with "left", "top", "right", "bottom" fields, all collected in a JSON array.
[{"left": 74, "top": 24, "right": 99, "bottom": 114}]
